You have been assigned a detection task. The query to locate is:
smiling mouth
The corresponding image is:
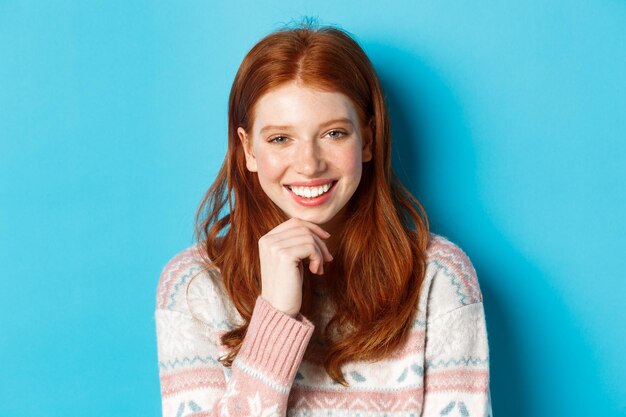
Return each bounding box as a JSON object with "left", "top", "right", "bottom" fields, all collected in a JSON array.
[{"left": 286, "top": 181, "right": 336, "bottom": 198}]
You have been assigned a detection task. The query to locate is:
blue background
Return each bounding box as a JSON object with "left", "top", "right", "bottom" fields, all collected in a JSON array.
[{"left": 1, "top": 1, "right": 624, "bottom": 416}]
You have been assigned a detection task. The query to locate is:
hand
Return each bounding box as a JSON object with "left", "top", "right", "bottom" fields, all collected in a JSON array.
[{"left": 258, "top": 218, "right": 334, "bottom": 317}]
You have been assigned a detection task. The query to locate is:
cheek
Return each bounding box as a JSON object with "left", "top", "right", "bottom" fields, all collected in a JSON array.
[
  {"left": 254, "top": 150, "right": 284, "bottom": 182},
  {"left": 337, "top": 147, "right": 363, "bottom": 178}
]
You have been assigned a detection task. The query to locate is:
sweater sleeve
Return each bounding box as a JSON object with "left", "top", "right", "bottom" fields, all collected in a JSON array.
[
  {"left": 421, "top": 302, "right": 492, "bottom": 416},
  {"left": 155, "top": 249, "right": 314, "bottom": 417},
  {"left": 420, "top": 236, "right": 493, "bottom": 417}
]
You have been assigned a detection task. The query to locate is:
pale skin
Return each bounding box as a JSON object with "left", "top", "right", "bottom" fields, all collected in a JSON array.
[{"left": 238, "top": 81, "right": 372, "bottom": 317}]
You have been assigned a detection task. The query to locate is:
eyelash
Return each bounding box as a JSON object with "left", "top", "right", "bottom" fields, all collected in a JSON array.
[{"left": 268, "top": 130, "right": 348, "bottom": 144}]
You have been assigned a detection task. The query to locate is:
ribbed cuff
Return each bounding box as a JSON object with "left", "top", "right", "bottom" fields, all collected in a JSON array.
[{"left": 237, "top": 296, "right": 315, "bottom": 387}]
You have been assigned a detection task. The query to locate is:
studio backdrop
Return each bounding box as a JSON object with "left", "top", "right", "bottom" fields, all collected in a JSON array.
[{"left": 1, "top": 1, "right": 624, "bottom": 416}]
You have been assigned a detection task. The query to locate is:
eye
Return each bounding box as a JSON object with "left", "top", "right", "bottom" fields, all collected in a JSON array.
[
  {"left": 326, "top": 130, "right": 347, "bottom": 139},
  {"left": 268, "top": 136, "right": 289, "bottom": 144}
]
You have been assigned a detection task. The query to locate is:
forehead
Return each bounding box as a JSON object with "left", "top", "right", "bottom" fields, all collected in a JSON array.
[{"left": 251, "top": 82, "right": 359, "bottom": 130}]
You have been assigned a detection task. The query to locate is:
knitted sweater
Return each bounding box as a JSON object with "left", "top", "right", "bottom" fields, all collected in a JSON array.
[{"left": 155, "top": 233, "right": 492, "bottom": 417}]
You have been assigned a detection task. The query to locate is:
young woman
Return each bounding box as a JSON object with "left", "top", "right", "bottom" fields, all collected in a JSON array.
[{"left": 156, "top": 24, "right": 492, "bottom": 417}]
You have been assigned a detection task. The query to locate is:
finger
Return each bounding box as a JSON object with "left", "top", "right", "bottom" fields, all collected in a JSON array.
[
  {"left": 308, "top": 256, "right": 323, "bottom": 275},
  {"left": 308, "top": 246, "right": 325, "bottom": 275},
  {"left": 274, "top": 239, "right": 326, "bottom": 275},
  {"left": 310, "top": 232, "right": 333, "bottom": 263},
  {"left": 266, "top": 228, "right": 333, "bottom": 263}
]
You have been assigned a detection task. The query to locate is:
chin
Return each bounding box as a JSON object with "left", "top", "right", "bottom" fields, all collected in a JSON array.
[
  {"left": 290, "top": 213, "right": 331, "bottom": 224},
  {"left": 286, "top": 209, "right": 336, "bottom": 225}
]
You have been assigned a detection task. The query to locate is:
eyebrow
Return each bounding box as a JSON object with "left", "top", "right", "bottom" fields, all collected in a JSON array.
[{"left": 259, "top": 118, "right": 355, "bottom": 135}]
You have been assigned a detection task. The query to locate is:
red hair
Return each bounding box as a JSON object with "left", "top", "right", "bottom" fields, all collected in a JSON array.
[{"left": 195, "top": 23, "right": 429, "bottom": 386}]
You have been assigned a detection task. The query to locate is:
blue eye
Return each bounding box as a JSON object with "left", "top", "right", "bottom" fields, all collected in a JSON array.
[
  {"left": 269, "top": 136, "right": 288, "bottom": 144},
  {"left": 327, "top": 130, "right": 346, "bottom": 139}
]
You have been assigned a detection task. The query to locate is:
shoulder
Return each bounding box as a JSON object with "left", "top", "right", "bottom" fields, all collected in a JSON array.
[
  {"left": 156, "top": 243, "right": 242, "bottom": 328},
  {"left": 156, "top": 243, "right": 208, "bottom": 312},
  {"left": 422, "top": 233, "right": 483, "bottom": 321}
]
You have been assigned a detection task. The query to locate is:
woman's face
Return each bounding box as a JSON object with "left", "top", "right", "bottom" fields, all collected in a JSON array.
[{"left": 238, "top": 81, "right": 372, "bottom": 232}]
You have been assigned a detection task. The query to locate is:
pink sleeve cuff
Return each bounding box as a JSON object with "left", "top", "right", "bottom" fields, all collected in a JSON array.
[{"left": 237, "top": 296, "right": 315, "bottom": 386}]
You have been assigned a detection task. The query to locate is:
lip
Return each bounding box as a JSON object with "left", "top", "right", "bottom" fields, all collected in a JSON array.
[{"left": 284, "top": 180, "right": 337, "bottom": 207}]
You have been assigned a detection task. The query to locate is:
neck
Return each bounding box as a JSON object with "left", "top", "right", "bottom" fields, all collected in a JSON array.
[{"left": 320, "top": 205, "right": 350, "bottom": 256}]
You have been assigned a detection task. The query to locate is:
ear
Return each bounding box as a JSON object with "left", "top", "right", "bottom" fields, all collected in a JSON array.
[
  {"left": 238, "top": 127, "right": 258, "bottom": 172},
  {"left": 361, "top": 122, "right": 373, "bottom": 162}
]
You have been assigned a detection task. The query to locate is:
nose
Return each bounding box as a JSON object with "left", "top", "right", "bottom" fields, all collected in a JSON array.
[{"left": 295, "top": 140, "right": 326, "bottom": 176}]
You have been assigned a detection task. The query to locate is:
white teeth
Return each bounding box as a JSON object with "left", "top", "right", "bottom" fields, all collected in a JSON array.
[{"left": 289, "top": 182, "right": 332, "bottom": 198}]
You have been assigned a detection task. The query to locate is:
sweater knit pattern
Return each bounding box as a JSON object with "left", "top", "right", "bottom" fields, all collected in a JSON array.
[{"left": 155, "top": 233, "right": 493, "bottom": 417}]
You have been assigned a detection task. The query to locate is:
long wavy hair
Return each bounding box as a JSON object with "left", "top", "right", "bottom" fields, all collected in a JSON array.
[{"left": 195, "top": 23, "right": 429, "bottom": 386}]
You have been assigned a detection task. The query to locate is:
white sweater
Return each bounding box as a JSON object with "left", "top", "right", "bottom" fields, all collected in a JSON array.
[{"left": 155, "top": 233, "right": 493, "bottom": 416}]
